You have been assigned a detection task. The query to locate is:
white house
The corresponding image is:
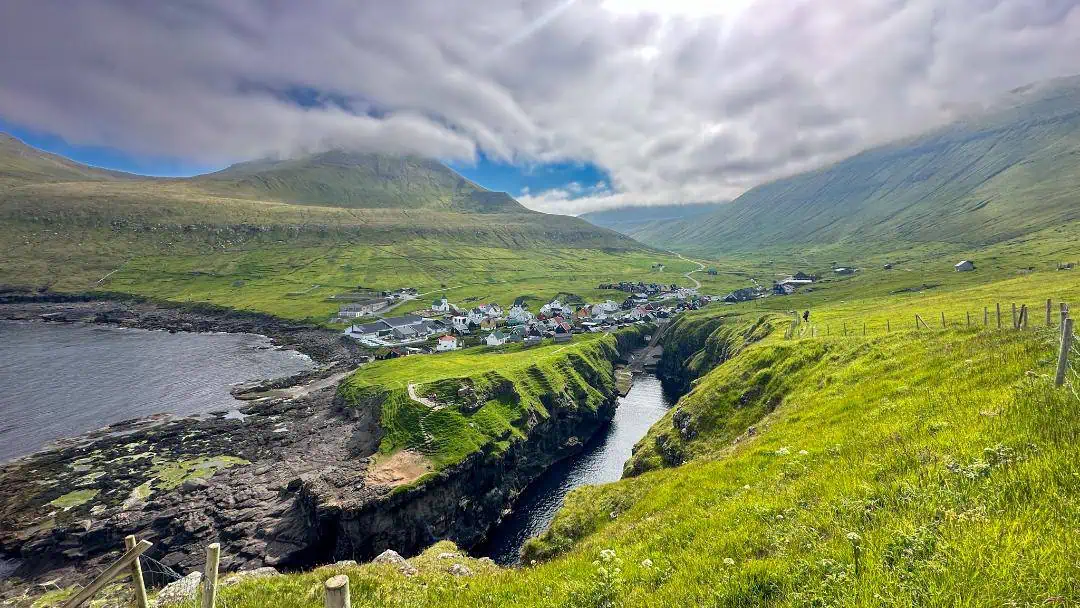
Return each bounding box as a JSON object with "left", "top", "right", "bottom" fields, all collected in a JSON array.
[
  {"left": 507, "top": 305, "right": 534, "bottom": 326},
  {"left": 436, "top": 335, "right": 459, "bottom": 352},
  {"left": 480, "top": 303, "right": 503, "bottom": 318},
  {"left": 337, "top": 298, "right": 390, "bottom": 318},
  {"left": 431, "top": 298, "right": 450, "bottom": 313},
  {"left": 955, "top": 260, "right": 975, "bottom": 272},
  {"left": 467, "top": 307, "right": 488, "bottom": 326},
  {"left": 540, "top": 299, "right": 571, "bottom": 317},
  {"left": 451, "top": 316, "right": 470, "bottom": 333},
  {"left": 486, "top": 330, "right": 511, "bottom": 347}
]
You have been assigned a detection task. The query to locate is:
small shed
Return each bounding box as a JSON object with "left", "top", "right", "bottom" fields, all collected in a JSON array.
[{"left": 954, "top": 260, "right": 975, "bottom": 272}]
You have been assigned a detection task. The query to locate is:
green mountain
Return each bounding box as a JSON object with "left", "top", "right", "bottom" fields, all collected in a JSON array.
[
  {"left": 580, "top": 202, "right": 724, "bottom": 243},
  {"left": 194, "top": 150, "right": 527, "bottom": 213},
  {"left": 0, "top": 133, "right": 135, "bottom": 185},
  {"left": 0, "top": 134, "right": 659, "bottom": 319},
  {"left": 588, "top": 76, "right": 1080, "bottom": 255}
]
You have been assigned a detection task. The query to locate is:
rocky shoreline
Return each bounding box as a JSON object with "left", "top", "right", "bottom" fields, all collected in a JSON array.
[{"left": 0, "top": 298, "right": 632, "bottom": 603}]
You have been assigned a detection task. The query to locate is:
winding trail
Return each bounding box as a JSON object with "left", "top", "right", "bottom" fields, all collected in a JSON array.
[
  {"left": 670, "top": 251, "right": 705, "bottom": 289},
  {"left": 407, "top": 382, "right": 440, "bottom": 409}
]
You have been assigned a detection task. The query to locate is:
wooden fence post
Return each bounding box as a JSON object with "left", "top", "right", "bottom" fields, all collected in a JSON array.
[
  {"left": 984, "top": 306, "right": 988, "bottom": 326},
  {"left": 862, "top": 322, "right": 866, "bottom": 336},
  {"left": 1055, "top": 317, "right": 1074, "bottom": 387},
  {"left": 325, "top": 575, "right": 351, "bottom": 608},
  {"left": 886, "top": 320, "right": 890, "bottom": 333},
  {"left": 966, "top": 311, "right": 971, "bottom": 327},
  {"left": 202, "top": 543, "right": 221, "bottom": 608},
  {"left": 1012, "top": 303, "right": 1018, "bottom": 329},
  {"left": 941, "top": 311, "right": 946, "bottom": 329},
  {"left": 61, "top": 540, "right": 152, "bottom": 608},
  {"left": 1046, "top": 299, "right": 1053, "bottom": 326},
  {"left": 843, "top": 322, "right": 847, "bottom": 336},
  {"left": 915, "top": 314, "right": 919, "bottom": 330},
  {"left": 125, "top": 536, "right": 149, "bottom": 608},
  {"left": 1062, "top": 303, "right": 1070, "bottom": 327},
  {"left": 1022, "top": 305, "right": 1029, "bottom": 330}
]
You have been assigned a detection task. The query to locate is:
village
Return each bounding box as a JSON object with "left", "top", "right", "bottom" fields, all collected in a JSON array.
[{"left": 333, "top": 282, "right": 708, "bottom": 358}]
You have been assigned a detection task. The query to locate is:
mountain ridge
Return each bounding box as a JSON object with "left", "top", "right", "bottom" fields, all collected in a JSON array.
[{"left": 585, "top": 75, "right": 1080, "bottom": 255}]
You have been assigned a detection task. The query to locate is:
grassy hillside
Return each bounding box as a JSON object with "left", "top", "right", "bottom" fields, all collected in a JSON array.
[
  {"left": 580, "top": 203, "right": 724, "bottom": 243},
  {"left": 132, "top": 263, "right": 1080, "bottom": 607},
  {"left": 337, "top": 334, "right": 620, "bottom": 473},
  {"left": 597, "top": 76, "right": 1080, "bottom": 258},
  {"left": 0, "top": 133, "right": 135, "bottom": 185},
  {"left": 0, "top": 135, "right": 685, "bottom": 320},
  {"left": 195, "top": 150, "right": 527, "bottom": 212}
]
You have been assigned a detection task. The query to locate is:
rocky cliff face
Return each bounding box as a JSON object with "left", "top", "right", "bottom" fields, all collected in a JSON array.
[{"left": 0, "top": 324, "right": 624, "bottom": 593}]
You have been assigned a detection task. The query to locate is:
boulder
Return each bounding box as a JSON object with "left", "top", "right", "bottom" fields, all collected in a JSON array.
[
  {"left": 448, "top": 563, "right": 473, "bottom": 577},
  {"left": 372, "top": 550, "right": 417, "bottom": 576},
  {"left": 153, "top": 571, "right": 202, "bottom": 608},
  {"left": 221, "top": 566, "right": 280, "bottom": 587}
]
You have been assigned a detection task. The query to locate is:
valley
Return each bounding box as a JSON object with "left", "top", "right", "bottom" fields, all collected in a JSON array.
[{"left": 2, "top": 78, "right": 1080, "bottom": 607}]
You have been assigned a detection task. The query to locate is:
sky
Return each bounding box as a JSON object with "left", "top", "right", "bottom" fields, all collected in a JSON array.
[{"left": 3, "top": 0, "right": 1080, "bottom": 215}]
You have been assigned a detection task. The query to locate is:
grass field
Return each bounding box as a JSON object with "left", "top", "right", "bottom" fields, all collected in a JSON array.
[
  {"left": 336, "top": 331, "right": 642, "bottom": 474},
  {"left": 136, "top": 242, "right": 1080, "bottom": 608}
]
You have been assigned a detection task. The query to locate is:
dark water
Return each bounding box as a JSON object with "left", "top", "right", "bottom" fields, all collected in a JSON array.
[
  {"left": 476, "top": 375, "right": 673, "bottom": 565},
  {"left": 0, "top": 321, "right": 315, "bottom": 462}
]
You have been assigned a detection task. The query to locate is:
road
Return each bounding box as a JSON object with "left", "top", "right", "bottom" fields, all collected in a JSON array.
[{"left": 670, "top": 251, "right": 705, "bottom": 289}]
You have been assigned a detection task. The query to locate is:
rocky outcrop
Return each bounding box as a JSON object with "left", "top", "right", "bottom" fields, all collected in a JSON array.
[{"left": 0, "top": 327, "right": 622, "bottom": 598}]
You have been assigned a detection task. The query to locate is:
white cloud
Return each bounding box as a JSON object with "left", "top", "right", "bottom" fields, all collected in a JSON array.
[{"left": 2, "top": 0, "right": 1080, "bottom": 214}]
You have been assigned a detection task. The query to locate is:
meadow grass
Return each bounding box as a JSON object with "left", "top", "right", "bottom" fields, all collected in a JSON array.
[
  {"left": 337, "top": 332, "right": 636, "bottom": 472},
  {"left": 192, "top": 279, "right": 1080, "bottom": 607}
]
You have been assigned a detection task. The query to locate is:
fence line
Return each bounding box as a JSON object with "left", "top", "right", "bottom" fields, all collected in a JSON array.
[{"left": 790, "top": 301, "right": 1074, "bottom": 393}]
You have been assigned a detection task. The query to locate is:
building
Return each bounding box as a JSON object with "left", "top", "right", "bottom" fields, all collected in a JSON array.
[
  {"left": 486, "top": 330, "right": 511, "bottom": 347},
  {"left": 344, "top": 315, "right": 444, "bottom": 342},
  {"left": 507, "top": 305, "right": 534, "bottom": 326},
  {"left": 954, "top": 260, "right": 975, "bottom": 272},
  {"left": 834, "top": 267, "right": 857, "bottom": 275},
  {"left": 337, "top": 298, "right": 390, "bottom": 318},
  {"left": 431, "top": 298, "right": 450, "bottom": 313},
  {"left": 436, "top": 335, "right": 459, "bottom": 352}
]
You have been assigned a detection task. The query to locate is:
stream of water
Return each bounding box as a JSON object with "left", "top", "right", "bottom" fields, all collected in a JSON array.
[{"left": 475, "top": 374, "right": 673, "bottom": 565}]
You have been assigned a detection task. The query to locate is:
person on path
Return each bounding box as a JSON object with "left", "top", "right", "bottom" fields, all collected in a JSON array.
[{"left": 802, "top": 310, "right": 810, "bottom": 322}]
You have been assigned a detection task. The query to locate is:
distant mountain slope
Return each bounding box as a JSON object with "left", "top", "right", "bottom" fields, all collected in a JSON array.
[
  {"left": 0, "top": 133, "right": 135, "bottom": 185},
  {"left": 0, "top": 134, "right": 634, "bottom": 247},
  {"left": 195, "top": 150, "right": 528, "bottom": 213},
  {"left": 612, "top": 76, "right": 1080, "bottom": 254},
  {"left": 581, "top": 203, "right": 724, "bottom": 242}
]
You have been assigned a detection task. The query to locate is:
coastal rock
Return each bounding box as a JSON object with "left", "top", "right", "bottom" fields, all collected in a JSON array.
[{"left": 153, "top": 571, "right": 202, "bottom": 608}]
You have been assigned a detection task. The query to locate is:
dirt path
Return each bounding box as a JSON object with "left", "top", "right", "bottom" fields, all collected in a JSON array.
[
  {"left": 670, "top": 251, "right": 705, "bottom": 289},
  {"left": 407, "top": 382, "right": 441, "bottom": 409}
]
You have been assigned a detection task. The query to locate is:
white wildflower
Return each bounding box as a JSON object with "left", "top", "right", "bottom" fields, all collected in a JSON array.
[
  {"left": 723, "top": 558, "right": 736, "bottom": 566},
  {"left": 776, "top": 447, "right": 791, "bottom": 456},
  {"left": 798, "top": 450, "right": 809, "bottom": 456},
  {"left": 641, "top": 559, "right": 653, "bottom": 568},
  {"left": 599, "top": 549, "right": 616, "bottom": 562},
  {"left": 846, "top": 532, "right": 862, "bottom": 544}
]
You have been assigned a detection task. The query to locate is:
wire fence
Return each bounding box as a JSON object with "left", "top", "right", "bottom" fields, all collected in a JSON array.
[{"left": 1066, "top": 324, "right": 1079, "bottom": 401}]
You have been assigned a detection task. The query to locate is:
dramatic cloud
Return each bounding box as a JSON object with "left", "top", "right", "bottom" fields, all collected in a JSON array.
[{"left": 3, "top": 0, "right": 1080, "bottom": 214}]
